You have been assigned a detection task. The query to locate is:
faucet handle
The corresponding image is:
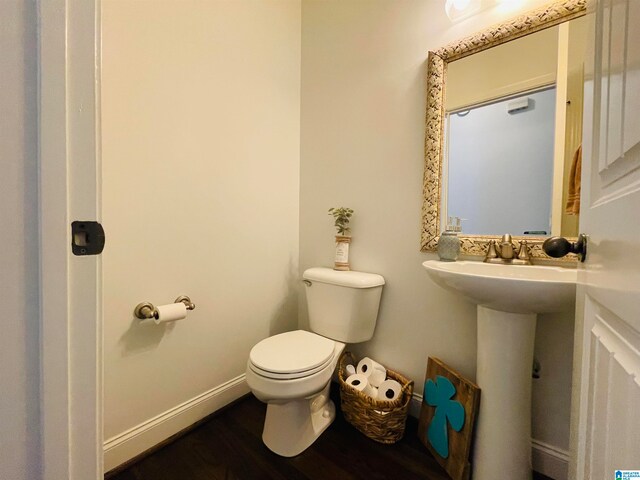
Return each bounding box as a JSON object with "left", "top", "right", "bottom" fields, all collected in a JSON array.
[
  {"left": 484, "top": 240, "right": 499, "bottom": 262},
  {"left": 517, "top": 240, "right": 530, "bottom": 261}
]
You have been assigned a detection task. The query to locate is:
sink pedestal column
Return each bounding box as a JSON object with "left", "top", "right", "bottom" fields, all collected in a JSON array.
[{"left": 473, "top": 306, "right": 537, "bottom": 480}]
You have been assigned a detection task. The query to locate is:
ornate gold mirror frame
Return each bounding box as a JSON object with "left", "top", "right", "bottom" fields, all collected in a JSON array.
[{"left": 420, "top": 0, "right": 587, "bottom": 260}]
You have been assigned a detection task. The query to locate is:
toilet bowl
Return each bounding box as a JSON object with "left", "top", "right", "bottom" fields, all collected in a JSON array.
[
  {"left": 245, "top": 330, "right": 346, "bottom": 456},
  {"left": 245, "top": 268, "right": 385, "bottom": 457}
]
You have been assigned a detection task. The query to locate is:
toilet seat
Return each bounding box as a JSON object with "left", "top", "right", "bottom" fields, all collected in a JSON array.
[
  {"left": 249, "top": 355, "right": 334, "bottom": 380},
  {"left": 249, "top": 330, "right": 337, "bottom": 380}
]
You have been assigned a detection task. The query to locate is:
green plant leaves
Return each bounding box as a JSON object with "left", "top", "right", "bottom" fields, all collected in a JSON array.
[{"left": 328, "top": 207, "right": 354, "bottom": 235}]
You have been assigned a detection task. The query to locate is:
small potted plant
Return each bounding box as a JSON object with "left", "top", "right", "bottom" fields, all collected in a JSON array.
[{"left": 328, "top": 207, "right": 353, "bottom": 271}]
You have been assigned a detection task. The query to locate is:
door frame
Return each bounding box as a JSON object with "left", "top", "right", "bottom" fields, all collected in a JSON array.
[
  {"left": 36, "top": 1, "right": 603, "bottom": 478},
  {"left": 38, "top": 0, "right": 103, "bottom": 478}
]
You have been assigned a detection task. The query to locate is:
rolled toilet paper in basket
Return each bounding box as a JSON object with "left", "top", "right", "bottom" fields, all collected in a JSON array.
[
  {"left": 345, "top": 374, "right": 378, "bottom": 399},
  {"left": 377, "top": 379, "right": 402, "bottom": 402},
  {"left": 356, "top": 357, "right": 387, "bottom": 387}
]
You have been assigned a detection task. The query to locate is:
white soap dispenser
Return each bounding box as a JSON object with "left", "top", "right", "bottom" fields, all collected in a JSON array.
[{"left": 437, "top": 216, "right": 461, "bottom": 261}]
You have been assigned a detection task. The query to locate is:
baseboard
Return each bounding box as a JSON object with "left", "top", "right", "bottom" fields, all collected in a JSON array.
[
  {"left": 103, "top": 374, "right": 249, "bottom": 472},
  {"left": 531, "top": 439, "right": 569, "bottom": 480},
  {"left": 410, "top": 392, "right": 569, "bottom": 480},
  {"left": 409, "top": 391, "right": 423, "bottom": 419}
]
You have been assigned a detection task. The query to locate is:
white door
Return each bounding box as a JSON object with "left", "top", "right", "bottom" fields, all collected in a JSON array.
[{"left": 574, "top": 0, "right": 640, "bottom": 477}]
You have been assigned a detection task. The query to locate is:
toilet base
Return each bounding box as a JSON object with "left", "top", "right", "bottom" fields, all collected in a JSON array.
[{"left": 262, "top": 382, "right": 335, "bottom": 457}]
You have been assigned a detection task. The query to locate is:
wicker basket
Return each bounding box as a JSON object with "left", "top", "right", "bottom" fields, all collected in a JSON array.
[{"left": 338, "top": 351, "right": 414, "bottom": 444}]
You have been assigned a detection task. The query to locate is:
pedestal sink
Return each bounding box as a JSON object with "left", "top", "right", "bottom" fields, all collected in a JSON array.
[{"left": 422, "top": 260, "right": 576, "bottom": 480}]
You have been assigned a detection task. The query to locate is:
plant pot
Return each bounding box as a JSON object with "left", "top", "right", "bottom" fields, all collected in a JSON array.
[{"left": 334, "top": 235, "right": 351, "bottom": 271}]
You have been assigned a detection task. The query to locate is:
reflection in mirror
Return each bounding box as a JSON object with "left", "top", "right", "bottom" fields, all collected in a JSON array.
[
  {"left": 446, "top": 87, "right": 556, "bottom": 235},
  {"left": 442, "top": 17, "right": 586, "bottom": 238}
]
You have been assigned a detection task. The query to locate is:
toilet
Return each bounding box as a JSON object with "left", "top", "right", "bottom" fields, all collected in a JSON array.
[{"left": 245, "top": 267, "right": 385, "bottom": 457}]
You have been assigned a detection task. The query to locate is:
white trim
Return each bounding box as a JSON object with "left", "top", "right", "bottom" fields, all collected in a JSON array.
[
  {"left": 38, "top": 1, "right": 103, "bottom": 478},
  {"left": 411, "top": 392, "right": 569, "bottom": 479},
  {"left": 551, "top": 21, "right": 570, "bottom": 236},
  {"left": 66, "top": 0, "right": 103, "bottom": 477},
  {"left": 38, "top": 1, "right": 71, "bottom": 477},
  {"left": 104, "top": 375, "right": 250, "bottom": 472},
  {"left": 532, "top": 439, "right": 570, "bottom": 480}
]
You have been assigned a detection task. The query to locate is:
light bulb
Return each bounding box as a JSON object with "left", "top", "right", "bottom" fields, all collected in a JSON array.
[
  {"left": 445, "top": 0, "right": 481, "bottom": 21},
  {"left": 495, "top": 0, "right": 527, "bottom": 12},
  {"left": 452, "top": 0, "right": 472, "bottom": 10}
]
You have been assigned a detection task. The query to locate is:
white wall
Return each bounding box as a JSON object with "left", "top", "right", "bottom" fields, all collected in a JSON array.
[
  {"left": 101, "top": 0, "right": 301, "bottom": 469},
  {"left": 299, "top": 0, "right": 574, "bottom": 473},
  {"left": 0, "top": 1, "right": 41, "bottom": 479}
]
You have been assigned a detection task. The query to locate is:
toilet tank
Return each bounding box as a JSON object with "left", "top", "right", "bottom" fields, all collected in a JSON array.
[{"left": 302, "top": 267, "right": 385, "bottom": 343}]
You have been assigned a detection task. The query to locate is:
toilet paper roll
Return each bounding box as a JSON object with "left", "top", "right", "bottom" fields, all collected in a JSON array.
[
  {"left": 154, "top": 302, "right": 188, "bottom": 325},
  {"left": 377, "top": 379, "right": 402, "bottom": 402},
  {"left": 345, "top": 364, "right": 356, "bottom": 376},
  {"left": 345, "top": 374, "right": 377, "bottom": 399},
  {"left": 356, "top": 357, "right": 387, "bottom": 387}
]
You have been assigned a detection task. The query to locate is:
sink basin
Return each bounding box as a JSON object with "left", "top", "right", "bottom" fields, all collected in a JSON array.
[
  {"left": 422, "top": 260, "right": 577, "bottom": 480},
  {"left": 422, "top": 260, "right": 576, "bottom": 313}
]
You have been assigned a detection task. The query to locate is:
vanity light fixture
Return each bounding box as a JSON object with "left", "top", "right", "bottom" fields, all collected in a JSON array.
[
  {"left": 445, "top": 0, "right": 530, "bottom": 22},
  {"left": 444, "top": 0, "right": 481, "bottom": 22},
  {"left": 494, "top": 0, "right": 529, "bottom": 14},
  {"left": 506, "top": 97, "right": 530, "bottom": 113}
]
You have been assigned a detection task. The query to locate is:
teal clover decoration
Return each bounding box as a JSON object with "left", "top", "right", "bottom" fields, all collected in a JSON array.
[{"left": 424, "top": 375, "right": 465, "bottom": 458}]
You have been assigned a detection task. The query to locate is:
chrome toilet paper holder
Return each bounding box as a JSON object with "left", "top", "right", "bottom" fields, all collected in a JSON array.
[{"left": 134, "top": 295, "right": 196, "bottom": 320}]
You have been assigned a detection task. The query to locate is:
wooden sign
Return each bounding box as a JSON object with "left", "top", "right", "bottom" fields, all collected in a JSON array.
[{"left": 418, "top": 357, "right": 480, "bottom": 480}]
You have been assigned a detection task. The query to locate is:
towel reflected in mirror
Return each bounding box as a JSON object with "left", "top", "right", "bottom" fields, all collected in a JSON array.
[{"left": 565, "top": 145, "right": 582, "bottom": 215}]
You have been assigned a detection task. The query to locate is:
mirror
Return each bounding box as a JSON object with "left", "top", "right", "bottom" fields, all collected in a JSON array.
[{"left": 421, "top": 0, "right": 587, "bottom": 260}]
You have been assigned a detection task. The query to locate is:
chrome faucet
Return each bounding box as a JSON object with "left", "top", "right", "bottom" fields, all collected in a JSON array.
[{"left": 484, "top": 234, "right": 532, "bottom": 265}]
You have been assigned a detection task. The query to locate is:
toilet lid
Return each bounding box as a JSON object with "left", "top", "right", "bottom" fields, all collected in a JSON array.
[{"left": 249, "top": 330, "right": 336, "bottom": 376}]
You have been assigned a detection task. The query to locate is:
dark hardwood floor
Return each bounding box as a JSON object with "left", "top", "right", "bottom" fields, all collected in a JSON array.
[{"left": 107, "top": 386, "right": 553, "bottom": 480}]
